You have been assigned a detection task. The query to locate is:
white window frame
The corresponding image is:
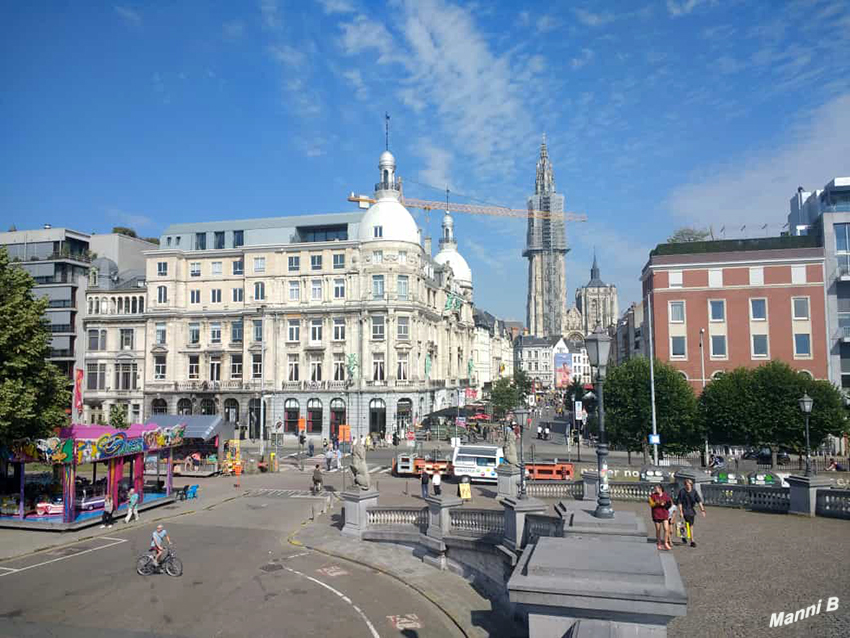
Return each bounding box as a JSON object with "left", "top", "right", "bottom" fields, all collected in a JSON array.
[
  {"left": 288, "top": 355, "right": 299, "bottom": 381},
  {"left": 333, "top": 355, "right": 346, "bottom": 381},
  {"left": 333, "top": 253, "right": 345, "bottom": 269},
  {"left": 211, "top": 289, "right": 222, "bottom": 303},
  {"left": 709, "top": 299, "right": 725, "bottom": 323},
  {"left": 373, "top": 225, "right": 383, "bottom": 239},
  {"left": 211, "top": 261, "right": 222, "bottom": 276},
  {"left": 310, "top": 254, "right": 322, "bottom": 271},
  {"left": 188, "top": 355, "right": 199, "bottom": 379},
  {"left": 792, "top": 296, "right": 810, "bottom": 321},
  {"left": 749, "top": 266, "right": 764, "bottom": 286},
  {"left": 311, "top": 279, "right": 322, "bottom": 301},
  {"left": 188, "top": 323, "right": 200, "bottom": 345},
  {"left": 157, "top": 286, "right": 168, "bottom": 304},
  {"left": 372, "top": 315, "right": 385, "bottom": 340},
  {"left": 190, "top": 262, "right": 201, "bottom": 277},
  {"left": 397, "top": 354, "right": 409, "bottom": 380},
  {"left": 333, "top": 318, "right": 345, "bottom": 341},
  {"left": 373, "top": 250, "right": 383, "bottom": 264},
  {"left": 254, "top": 281, "right": 265, "bottom": 301},
  {"left": 751, "top": 334, "right": 770, "bottom": 359},
  {"left": 157, "top": 262, "right": 167, "bottom": 276},
  {"left": 399, "top": 251, "right": 407, "bottom": 265},
  {"left": 253, "top": 257, "right": 266, "bottom": 273},
  {"left": 289, "top": 281, "right": 300, "bottom": 301},
  {"left": 670, "top": 335, "right": 687, "bottom": 359},
  {"left": 252, "top": 354, "right": 263, "bottom": 379},
  {"left": 749, "top": 298, "right": 767, "bottom": 321},
  {"left": 710, "top": 334, "right": 727, "bottom": 359},
  {"left": 232, "top": 260, "right": 244, "bottom": 275},
  {"left": 372, "top": 275, "right": 385, "bottom": 300},
  {"left": 190, "top": 290, "right": 200, "bottom": 304},
  {"left": 155, "top": 323, "right": 166, "bottom": 345},
  {"left": 310, "top": 319, "right": 323, "bottom": 344},
  {"left": 232, "top": 287, "right": 243, "bottom": 302},
  {"left": 230, "top": 354, "right": 243, "bottom": 379},
  {"left": 397, "top": 316, "right": 410, "bottom": 340},
  {"left": 333, "top": 278, "right": 345, "bottom": 299},
  {"left": 668, "top": 270, "right": 683, "bottom": 288},
  {"left": 288, "top": 255, "right": 300, "bottom": 272},
  {"left": 210, "top": 322, "right": 221, "bottom": 344},
  {"left": 287, "top": 320, "right": 300, "bottom": 343},
  {"left": 791, "top": 265, "right": 806, "bottom": 284},
  {"left": 669, "top": 300, "right": 685, "bottom": 324},
  {"left": 793, "top": 332, "right": 812, "bottom": 358},
  {"left": 397, "top": 275, "right": 409, "bottom": 301},
  {"left": 154, "top": 356, "right": 166, "bottom": 380}
]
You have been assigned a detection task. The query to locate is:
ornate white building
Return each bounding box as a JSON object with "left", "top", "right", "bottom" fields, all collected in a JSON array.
[{"left": 83, "top": 150, "right": 481, "bottom": 441}]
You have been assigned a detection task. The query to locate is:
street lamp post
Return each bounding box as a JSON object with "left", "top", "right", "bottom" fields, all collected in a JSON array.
[
  {"left": 456, "top": 389, "right": 461, "bottom": 445},
  {"left": 586, "top": 325, "right": 613, "bottom": 519},
  {"left": 514, "top": 406, "right": 529, "bottom": 499},
  {"left": 799, "top": 393, "right": 814, "bottom": 477}
]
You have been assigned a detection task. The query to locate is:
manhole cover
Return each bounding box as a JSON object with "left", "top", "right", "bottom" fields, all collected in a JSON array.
[{"left": 260, "top": 563, "right": 284, "bottom": 573}]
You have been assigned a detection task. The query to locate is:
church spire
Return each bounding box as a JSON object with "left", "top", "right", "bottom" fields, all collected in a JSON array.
[{"left": 534, "top": 134, "right": 555, "bottom": 195}]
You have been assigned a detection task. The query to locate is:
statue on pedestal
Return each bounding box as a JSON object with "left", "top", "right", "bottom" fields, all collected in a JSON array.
[
  {"left": 349, "top": 437, "right": 371, "bottom": 490},
  {"left": 504, "top": 429, "right": 518, "bottom": 466}
]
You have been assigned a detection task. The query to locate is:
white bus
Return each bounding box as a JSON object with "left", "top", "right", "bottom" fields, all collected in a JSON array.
[{"left": 450, "top": 445, "right": 504, "bottom": 483}]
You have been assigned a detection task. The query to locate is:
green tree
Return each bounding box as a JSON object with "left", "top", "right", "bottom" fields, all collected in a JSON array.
[
  {"left": 142, "top": 236, "right": 160, "bottom": 245},
  {"left": 513, "top": 369, "right": 532, "bottom": 404},
  {"left": 699, "top": 361, "right": 847, "bottom": 465},
  {"left": 489, "top": 377, "right": 518, "bottom": 419},
  {"left": 667, "top": 227, "right": 712, "bottom": 243},
  {"left": 0, "top": 247, "right": 71, "bottom": 441},
  {"left": 112, "top": 226, "right": 138, "bottom": 238},
  {"left": 604, "top": 357, "right": 700, "bottom": 462},
  {"left": 109, "top": 404, "right": 129, "bottom": 430}
]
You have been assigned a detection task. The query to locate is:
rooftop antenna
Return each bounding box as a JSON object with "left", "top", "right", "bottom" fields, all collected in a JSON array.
[{"left": 385, "top": 112, "right": 390, "bottom": 150}]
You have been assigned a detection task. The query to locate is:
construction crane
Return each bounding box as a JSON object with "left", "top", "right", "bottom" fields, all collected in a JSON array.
[{"left": 347, "top": 192, "right": 587, "bottom": 223}]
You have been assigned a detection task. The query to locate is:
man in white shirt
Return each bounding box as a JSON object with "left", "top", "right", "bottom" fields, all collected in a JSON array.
[{"left": 432, "top": 470, "right": 442, "bottom": 496}]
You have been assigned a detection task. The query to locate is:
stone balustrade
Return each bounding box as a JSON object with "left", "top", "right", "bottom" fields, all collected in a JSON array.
[
  {"left": 701, "top": 484, "right": 790, "bottom": 513},
  {"left": 525, "top": 480, "right": 583, "bottom": 499},
  {"left": 525, "top": 513, "right": 563, "bottom": 543},
  {"left": 815, "top": 488, "right": 850, "bottom": 519},
  {"left": 448, "top": 508, "right": 505, "bottom": 538},
  {"left": 366, "top": 506, "right": 428, "bottom": 531}
]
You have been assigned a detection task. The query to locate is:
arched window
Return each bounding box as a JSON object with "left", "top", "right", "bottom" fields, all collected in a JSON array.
[
  {"left": 248, "top": 398, "right": 267, "bottom": 439},
  {"left": 118, "top": 297, "right": 124, "bottom": 314},
  {"left": 285, "top": 398, "right": 300, "bottom": 433},
  {"left": 369, "top": 399, "right": 386, "bottom": 435},
  {"left": 89, "top": 268, "right": 98, "bottom": 287},
  {"left": 88, "top": 298, "right": 93, "bottom": 315},
  {"left": 224, "top": 398, "right": 239, "bottom": 423},
  {"left": 799, "top": 370, "right": 813, "bottom": 380},
  {"left": 678, "top": 371, "right": 688, "bottom": 380},
  {"left": 711, "top": 370, "right": 725, "bottom": 380},
  {"left": 254, "top": 281, "right": 265, "bottom": 300},
  {"left": 151, "top": 398, "right": 168, "bottom": 415},
  {"left": 329, "top": 398, "right": 346, "bottom": 439},
  {"left": 200, "top": 398, "right": 216, "bottom": 415},
  {"left": 139, "top": 297, "right": 144, "bottom": 313},
  {"left": 177, "top": 398, "right": 192, "bottom": 415},
  {"left": 131, "top": 297, "right": 137, "bottom": 314},
  {"left": 307, "top": 398, "right": 322, "bottom": 433}
]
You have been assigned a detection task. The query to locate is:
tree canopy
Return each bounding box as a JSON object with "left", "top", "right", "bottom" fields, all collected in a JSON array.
[
  {"left": 112, "top": 226, "right": 138, "bottom": 238},
  {"left": 109, "top": 404, "right": 129, "bottom": 430},
  {"left": 699, "top": 361, "right": 847, "bottom": 453},
  {"left": 667, "top": 227, "right": 712, "bottom": 243},
  {"left": 489, "top": 377, "right": 519, "bottom": 419},
  {"left": 604, "top": 357, "right": 700, "bottom": 456},
  {"left": 513, "top": 369, "right": 532, "bottom": 404},
  {"left": 0, "top": 248, "right": 71, "bottom": 441}
]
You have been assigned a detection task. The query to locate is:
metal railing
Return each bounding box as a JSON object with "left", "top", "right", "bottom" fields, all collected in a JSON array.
[
  {"left": 607, "top": 481, "right": 675, "bottom": 502},
  {"left": 815, "top": 488, "right": 850, "bottom": 519},
  {"left": 366, "top": 506, "right": 428, "bottom": 531},
  {"left": 449, "top": 508, "right": 504, "bottom": 537}
]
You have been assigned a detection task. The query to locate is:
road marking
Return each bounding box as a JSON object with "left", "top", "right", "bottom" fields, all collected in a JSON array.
[
  {"left": 0, "top": 567, "right": 18, "bottom": 573},
  {"left": 283, "top": 552, "right": 310, "bottom": 561},
  {"left": 281, "top": 564, "right": 379, "bottom": 638},
  {"left": 368, "top": 465, "right": 388, "bottom": 474},
  {"left": 0, "top": 537, "right": 128, "bottom": 578},
  {"left": 316, "top": 565, "right": 348, "bottom": 578},
  {"left": 387, "top": 614, "right": 422, "bottom": 630}
]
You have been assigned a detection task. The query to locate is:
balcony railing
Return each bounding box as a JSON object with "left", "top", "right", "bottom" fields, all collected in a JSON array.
[
  {"left": 48, "top": 324, "right": 73, "bottom": 333},
  {"left": 375, "top": 179, "right": 401, "bottom": 192}
]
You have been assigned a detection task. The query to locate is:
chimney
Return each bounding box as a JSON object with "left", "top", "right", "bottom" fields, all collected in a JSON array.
[{"left": 424, "top": 236, "right": 432, "bottom": 256}]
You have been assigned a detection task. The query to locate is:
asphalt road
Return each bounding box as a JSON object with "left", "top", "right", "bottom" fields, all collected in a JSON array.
[{"left": 0, "top": 488, "right": 463, "bottom": 638}]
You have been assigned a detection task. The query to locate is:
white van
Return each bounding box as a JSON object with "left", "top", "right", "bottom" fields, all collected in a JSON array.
[{"left": 450, "top": 445, "right": 504, "bottom": 483}]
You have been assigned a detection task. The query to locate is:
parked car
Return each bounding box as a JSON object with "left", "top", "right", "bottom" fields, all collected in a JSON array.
[{"left": 756, "top": 448, "right": 791, "bottom": 465}]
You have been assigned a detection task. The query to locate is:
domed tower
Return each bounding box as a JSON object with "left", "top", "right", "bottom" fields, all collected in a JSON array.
[
  {"left": 358, "top": 151, "right": 420, "bottom": 245},
  {"left": 433, "top": 210, "right": 472, "bottom": 293}
]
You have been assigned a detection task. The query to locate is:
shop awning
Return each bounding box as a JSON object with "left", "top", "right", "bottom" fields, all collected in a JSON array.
[{"left": 143, "top": 415, "right": 232, "bottom": 442}]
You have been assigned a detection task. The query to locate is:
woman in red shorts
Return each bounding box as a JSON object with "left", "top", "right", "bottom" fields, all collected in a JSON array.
[{"left": 648, "top": 483, "right": 672, "bottom": 550}]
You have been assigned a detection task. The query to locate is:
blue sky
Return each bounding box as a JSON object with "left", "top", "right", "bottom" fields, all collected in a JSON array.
[{"left": 2, "top": 0, "right": 849, "bottom": 321}]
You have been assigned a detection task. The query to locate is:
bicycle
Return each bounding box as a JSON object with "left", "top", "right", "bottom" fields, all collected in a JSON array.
[{"left": 136, "top": 546, "right": 183, "bottom": 577}]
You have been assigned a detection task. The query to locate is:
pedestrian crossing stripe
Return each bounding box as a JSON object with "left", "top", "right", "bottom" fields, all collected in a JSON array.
[
  {"left": 245, "top": 488, "right": 316, "bottom": 499},
  {"left": 368, "top": 465, "right": 391, "bottom": 474}
]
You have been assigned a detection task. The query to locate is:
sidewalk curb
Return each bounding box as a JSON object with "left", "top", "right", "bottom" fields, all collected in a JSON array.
[{"left": 286, "top": 504, "right": 471, "bottom": 638}]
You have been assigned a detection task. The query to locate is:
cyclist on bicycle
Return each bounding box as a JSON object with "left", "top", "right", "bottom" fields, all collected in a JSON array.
[
  {"left": 151, "top": 524, "right": 171, "bottom": 568},
  {"left": 312, "top": 464, "right": 323, "bottom": 494}
]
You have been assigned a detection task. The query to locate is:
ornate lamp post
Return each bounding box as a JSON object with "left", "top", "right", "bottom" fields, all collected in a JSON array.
[
  {"left": 798, "top": 393, "right": 814, "bottom": 477},
  {"left": 586, "top": 325, "right": 613, "bottom": 519},
  {"left": 514, "top": 406, "right": 529, "bottom": 499}
]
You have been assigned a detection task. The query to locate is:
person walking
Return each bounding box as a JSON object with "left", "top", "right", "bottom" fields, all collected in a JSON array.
[
  {"left": 100, "top": 493, "right": 114, "bottom": 528},
  {"left": 308, "top": 439, "right": 315, "bottom": 458},
  {"left": 674, "top": 478, "right": 706, "bottom": 547},
  {"left": 124, "top": 487, "right": 140, "bottom": 524},
  {"left": 420, "top": 470, "right": 430, "bottom": 499},
  {"left": 335, "top": 447, "right": 343, "bottom": 471},
  {"left": 325, "top": 447, "right": 334, "bottom": 472},
  {"left": 648, "top": 484, "right": 672, "bottom": 551},
  {"left": 432, "top": 470, "right": 442, "bottom": 496}
]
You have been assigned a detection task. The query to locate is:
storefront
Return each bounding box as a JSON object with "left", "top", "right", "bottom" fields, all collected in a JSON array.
[
  {"left": 0, "top": 422, "right": 185, "bottom": 529},
  {"left": 151, "top": 415, "right": 234, "bottom": 477}
]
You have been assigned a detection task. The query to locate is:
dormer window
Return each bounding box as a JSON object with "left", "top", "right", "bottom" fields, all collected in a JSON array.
[
  {"left": 89, "top": 268, "right": 99, "bottom": 287},
  {"left": 374, "top": 226, "right": 383, "bottom": 239}
]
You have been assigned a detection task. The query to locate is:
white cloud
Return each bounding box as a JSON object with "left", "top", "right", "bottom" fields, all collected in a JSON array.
[
  {"left": 342, "top": 68, "right": 368, "bottom": 100},
  {"left": 666, "top": 93, "right": 850, "bottom": 229},
  {"left": 535, "top": 15, "right": 560, "bottom": 34},
  {"left": 260, "top": 0, "right": 281, "bottom": 29},
  {"left": 571, "top": 48, "right": 594, "bottom": 70},
  {"left": 666, "top": 0, "right": 707, "bottom": 17},
  {"left": 415, "top": 140, "right": 453, "bottom": 190},
  {"left": 114, "top": 5, "right": 141, "bottom": 27},
  {"left": 466, "top": 238, "right": 507, "bottom": 274},
  {"left": 339, "top": 15, "right": 398, "bottom": 64},
  {"left": 223, "top": 20, "right": 245, "bottom": 40},
  {"left": 317, "top": 0, "right": 355, "bottom": 14},
  {"left": 572, "top": 8, "right": 617, "bottom": 27},
  {"left": 268, "top": 44, "right": 305, "bottom": 68}
]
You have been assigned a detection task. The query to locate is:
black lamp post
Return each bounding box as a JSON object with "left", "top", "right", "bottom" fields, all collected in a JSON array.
[
  {"left": 586, "top": 325, "right": 613, "bottom": 519},
  {"left": 514, "top": 406, "right": 529, "bottom": 499},
  {"left": 799, "top": 393, "right": 814, "bottom": 477}
]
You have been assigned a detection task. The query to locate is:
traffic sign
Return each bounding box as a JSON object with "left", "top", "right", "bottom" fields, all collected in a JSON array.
[
  {"left": 649, "top": 434, "right": 660, "bottom": 445},
  {"left": 455, "top": 417, "right": 466, "bottom": 427}
]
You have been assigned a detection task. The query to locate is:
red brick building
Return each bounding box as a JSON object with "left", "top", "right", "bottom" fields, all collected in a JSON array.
[{"left": 641, "top": 238, "right": 827, "bottom": 389}]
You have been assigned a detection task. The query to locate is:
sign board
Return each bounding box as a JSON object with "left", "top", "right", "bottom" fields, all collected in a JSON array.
[
  {"left": 339, "top": 424, "right": 351, "bottom": 442},
  {"left": 649, "top": 434, "right": 661, "bottom": 445},
  {"left": 465, "top": 388, "right": 478, "bottom": 399},
  {"left": 455, "top": 417, "right": 466, "bottom": 427},
  {"left": 555, "top": 352, "right": 572, "bottom": 388},
  {"left": 298, "top": 417, "right": 306, "bottom": 432},
  {"left": 459, "top": 482, "right": 472, "bottom": 500},
  {"left": 574, "top": 401, "right": 582, "bottom": 415}
]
